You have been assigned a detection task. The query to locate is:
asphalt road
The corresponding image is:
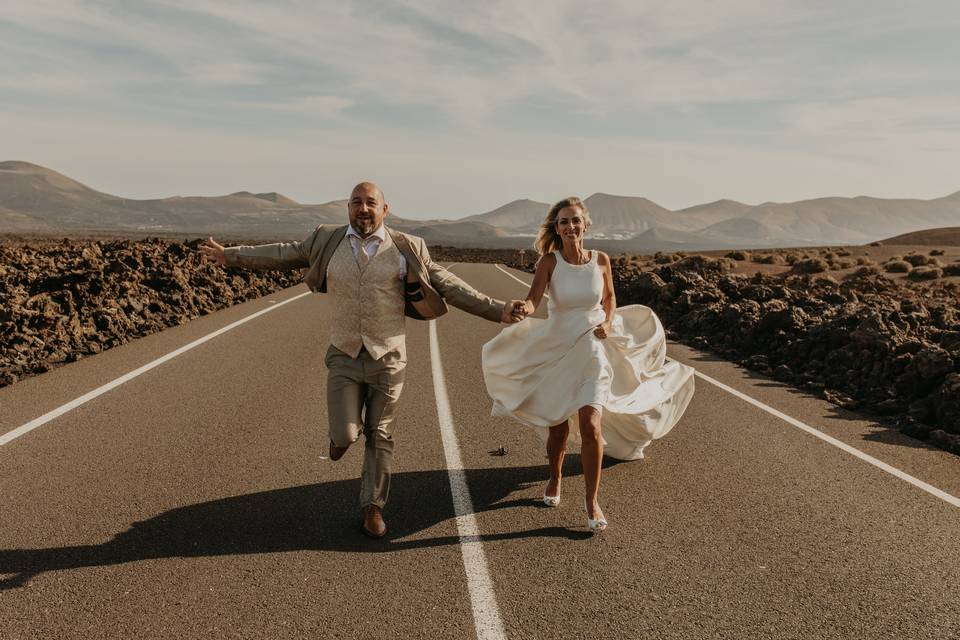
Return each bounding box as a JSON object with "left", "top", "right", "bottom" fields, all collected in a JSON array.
[{"left": 1, "top": 262, "right": 958, "bottom": 640}]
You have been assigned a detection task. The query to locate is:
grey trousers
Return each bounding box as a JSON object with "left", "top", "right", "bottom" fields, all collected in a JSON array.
[{"left": 324, "top": 344, "right": 406, "bottom": 509}]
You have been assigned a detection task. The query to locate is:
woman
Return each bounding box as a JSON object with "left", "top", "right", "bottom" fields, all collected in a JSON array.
[{"left": 482, "top": 197, "right": 695, "bottom": 533}]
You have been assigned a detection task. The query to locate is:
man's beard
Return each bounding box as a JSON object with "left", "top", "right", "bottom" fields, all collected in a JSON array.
[{"left": 353, "top": 217, "right": 377, "bottom": 236}]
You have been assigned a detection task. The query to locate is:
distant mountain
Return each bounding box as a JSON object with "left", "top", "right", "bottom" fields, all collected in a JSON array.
[
  {"left": 700, "top": 217, "right": 782, "bottom": 241},
  {"left": 676, "top": 199, "right": 754, "bottom": 227},
  {"left": 0, "top": 160, "right": 119, "bottom": 212},
  {"left": 582, "top": 193, "right": 692, "bottom": 235},
  {"left": 229, "top": 191, "right": 301, "bottom": 206},
  {"left": 462, "top": 199, "right": 550, "bottom": 233},
  {"left": 463, "top": 193, "right": 693, "bottom": 237},
  {"left": 881, "top": 226, "right": 960, "bottom": 246},
  {"left": 3, "top": 161, "right": 960, "bottom": 250},
  {"left": 0, "top": 161, "right": 353, "bottom": 238},
  {"left": 735, "top": 195, "right": 960, "bottom": 245},
  {"left": 406, "top": 220, "right": 510, "bottom": 243}
]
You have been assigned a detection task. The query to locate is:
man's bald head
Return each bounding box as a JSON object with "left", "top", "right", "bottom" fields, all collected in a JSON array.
[
  {"left": 351, "top": 181, "right": 384, "bottom": 202},
  {"left": 348, "top": 181, "right": 389, "bottom": 237}
]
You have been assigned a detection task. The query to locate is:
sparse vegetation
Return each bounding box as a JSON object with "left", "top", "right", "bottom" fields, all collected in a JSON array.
[
  {"left": 885, "top": 260, "right": 911, "bottom": 273},
  {"left": 849, "top": 265, "right": 881, "bottom": 278},
  {"left": 907, "top": 266, "right": 943, "bottom": 280},
  {"left": 753, "top": 253, "right": 785, "bottom": 265},
  {"left": 674, "top": 255, "right": 735, "bottom": 273},
  {"left": 792, "top": 257, "right": 829, "bottom": 274},
  {"left": 725, "top": 250, "right": 749, "bottom": 261},
  {"left": 653, "top": 251, "right": 678, "bottom": 264}
]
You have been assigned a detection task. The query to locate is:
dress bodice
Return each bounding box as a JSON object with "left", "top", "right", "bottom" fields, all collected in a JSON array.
[{"left": 547, "top": 250, "right": 604, "bottom": 315}]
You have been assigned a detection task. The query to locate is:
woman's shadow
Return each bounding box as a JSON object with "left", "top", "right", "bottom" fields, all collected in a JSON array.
[{"left": 0, "top": 461, "right": 600, "bottom": 590}]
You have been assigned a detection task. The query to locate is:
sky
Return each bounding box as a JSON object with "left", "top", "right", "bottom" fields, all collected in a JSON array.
[{"left": 2, "top": 0, "right": 960, "bottom": 220}]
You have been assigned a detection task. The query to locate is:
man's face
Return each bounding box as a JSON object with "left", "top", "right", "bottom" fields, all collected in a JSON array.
[{"left": 348, "top": 183, "right": 388, "bottom": 237}]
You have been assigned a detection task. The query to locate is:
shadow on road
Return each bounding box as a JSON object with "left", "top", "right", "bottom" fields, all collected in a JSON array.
[{"left": 0, "top": 463, "right": 596, "bottom": 590}]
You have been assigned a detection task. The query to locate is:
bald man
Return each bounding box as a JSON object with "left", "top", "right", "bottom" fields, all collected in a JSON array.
[{"left": 201, "top": 182, "right": 524, "bottom": 538}]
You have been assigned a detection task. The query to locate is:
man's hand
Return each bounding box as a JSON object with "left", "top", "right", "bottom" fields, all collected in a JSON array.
[
  {"left": 501, "top": 300, "right": 527, "bottom": 324},
  {"left": 200, "top": 237, "right": 226, "bottom": 265}
]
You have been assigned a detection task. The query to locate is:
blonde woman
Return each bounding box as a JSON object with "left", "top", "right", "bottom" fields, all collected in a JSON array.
[{"left": 482, "top": 197, "right": 695, "bottom": 533}]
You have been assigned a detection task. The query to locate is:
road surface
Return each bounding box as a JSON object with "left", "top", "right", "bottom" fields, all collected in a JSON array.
[{"left": 1, "top": 263, "right": 958, "bottom": 639}]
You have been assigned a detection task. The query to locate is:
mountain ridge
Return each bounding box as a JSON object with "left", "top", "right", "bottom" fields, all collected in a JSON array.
[{"left": 2, "top": 161, "right": 959, "bottom": 249}]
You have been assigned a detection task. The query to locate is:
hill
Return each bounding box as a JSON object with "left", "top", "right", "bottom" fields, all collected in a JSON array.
[
  {"left": 881, "top": 226, "right": 960, "bottom": 246},
  {"left": 405, "top": 220, "right": 510, "bottom": 243},
  {"left": 0, "top": 161, "right": 353, "bottom": 239},
  {"left": 461, "top": 199, "right": 550, "bottom": 233}
]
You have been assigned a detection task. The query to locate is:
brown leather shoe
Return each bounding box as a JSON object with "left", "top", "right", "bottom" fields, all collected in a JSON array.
[
  {"left": 329, "top": 439, "right": 350, "bottom": 462},
  {"left": 361, "top": 505, "right": 387, "bottom": 539}
]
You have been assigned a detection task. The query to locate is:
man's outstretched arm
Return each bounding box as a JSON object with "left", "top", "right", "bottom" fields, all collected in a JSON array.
[{"left": 200, "top": 234, "right": 313, "bottom": 271}]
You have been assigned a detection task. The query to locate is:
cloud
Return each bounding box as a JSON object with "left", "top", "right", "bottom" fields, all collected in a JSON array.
[
  {"left": 2, "top": 0, "right": 959, "bottom": 215},
  {"left": 5, "top": 1, "right": 958, "bottom": 120}
]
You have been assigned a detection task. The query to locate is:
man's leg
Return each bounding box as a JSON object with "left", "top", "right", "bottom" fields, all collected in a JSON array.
[
  {"left": 325, "top": 345, "right": 364, "bottom": 455},
  {"left": 358, "top": 349, "right": 406, "bottom": 510}
]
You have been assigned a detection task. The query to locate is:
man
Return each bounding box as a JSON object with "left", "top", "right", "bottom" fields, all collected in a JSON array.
[{"left": 200, "top": 182, "right": 525, "bottom": 538}]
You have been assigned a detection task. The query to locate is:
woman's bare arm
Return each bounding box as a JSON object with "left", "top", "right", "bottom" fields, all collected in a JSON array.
[
  {"left": 522, "top": 253, "right": 556, "bottom": 316},
  {"left": 594, "top": 252, "right": 617, "bottom": 339}
]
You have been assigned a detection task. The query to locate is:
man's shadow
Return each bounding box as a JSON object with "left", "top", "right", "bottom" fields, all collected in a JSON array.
[{"left": 0, "top": 462, "right": 596, "bottom": 590}]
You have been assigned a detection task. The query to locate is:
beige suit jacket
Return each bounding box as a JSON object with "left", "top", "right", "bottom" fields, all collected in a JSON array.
[{"left": 223, "top": 224, "right": 505, "bottom": 323}]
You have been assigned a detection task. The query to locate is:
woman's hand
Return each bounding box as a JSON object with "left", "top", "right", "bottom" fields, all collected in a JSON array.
[
  {"left": 501, "top": 300, "right": 526, "bottom": 324},
  {"left": 593, "top": 321, "right": 612, "bottom": 339}
]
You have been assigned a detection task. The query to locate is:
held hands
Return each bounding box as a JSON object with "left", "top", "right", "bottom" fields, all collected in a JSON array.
[
  {"left": 199, "top": 237, "right": 226, "bottom": 265},
  {"left": 594, "top": 321, "right": 612, "bottom": 339},
  {"left": 501, "top": 300, "right": 529, "bottom": 324}
]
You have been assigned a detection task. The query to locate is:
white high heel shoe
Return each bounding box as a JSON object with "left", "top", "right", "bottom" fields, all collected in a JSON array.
[
  {"left": 584, "top": 502, "right": 608, "bottom": 533},
  {"left": 542, "top": 479, "right": 561, "bottom": 507}
]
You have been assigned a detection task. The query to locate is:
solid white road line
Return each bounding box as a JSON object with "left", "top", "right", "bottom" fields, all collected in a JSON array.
[
  {"left": 490, "top": 263, "right": 960, "bottom": 510},
  {"left": 692, "top": 369, "right": 960, "bottom": 508},
  {"left": 0, "top": 291, "right": 312, "bottom": 447},
  {"left": 428, "top": 320, "right": 507, "bottom": 640},
  {"left": 494, "top": 264, "right": 548, "bottom": 300},
  {"left": 494, "top": 264, "right": 530, "bottom": 290}
]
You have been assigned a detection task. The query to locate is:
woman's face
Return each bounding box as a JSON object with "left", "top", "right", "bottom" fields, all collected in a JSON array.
[{"left": 555, "top": 206, "right": 588, "bottom": 243}]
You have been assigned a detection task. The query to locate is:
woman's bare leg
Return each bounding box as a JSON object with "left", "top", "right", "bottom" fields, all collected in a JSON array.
[
  {"left": 578, "top": 406, "right": 604, "bottom": 521},
  {"left": 545, "top": 421, "right": 569, "bottom": 498}
]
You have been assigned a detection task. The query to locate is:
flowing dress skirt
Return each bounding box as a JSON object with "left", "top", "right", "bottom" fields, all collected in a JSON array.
[{"left": 482, "top": 304, "right": 695, "bottom": 460}]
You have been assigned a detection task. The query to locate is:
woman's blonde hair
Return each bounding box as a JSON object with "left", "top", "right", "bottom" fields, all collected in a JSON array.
[{"left": 534, "top": 197, "right": 592, "bottom": 255}]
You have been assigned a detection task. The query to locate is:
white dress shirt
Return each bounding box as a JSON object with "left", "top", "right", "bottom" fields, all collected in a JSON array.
[{"left": 345, "top": 224, "right": 407, "bottom": 277}]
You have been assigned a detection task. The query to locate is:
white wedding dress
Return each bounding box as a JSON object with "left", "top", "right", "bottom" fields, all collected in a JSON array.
[{"left": 482, "top": 251, "right": 695, "bottom": 460}]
